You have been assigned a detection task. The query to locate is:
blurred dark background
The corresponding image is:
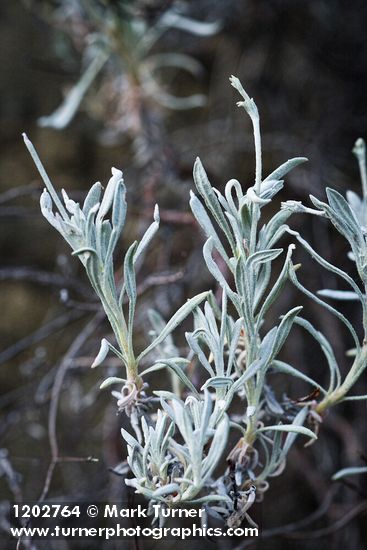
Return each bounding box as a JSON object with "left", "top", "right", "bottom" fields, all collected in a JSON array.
[{"left": 1, "top": 1, "right": 367, "bottom": 549}]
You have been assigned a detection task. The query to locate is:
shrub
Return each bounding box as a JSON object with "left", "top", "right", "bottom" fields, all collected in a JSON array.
[{"left": 24, "top": 76, "right": 367, "bottom": 527}]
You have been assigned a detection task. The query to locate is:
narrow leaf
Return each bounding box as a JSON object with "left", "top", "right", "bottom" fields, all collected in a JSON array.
[
  {"left": 91, "top": 338, "right": 109, "bottom": 368},
  {"left": 317, "top": 289, "right": 360, "bottom": 301},
  {"left": 135, "top": 204, "right": 160, "bottom": 261},
  {"left": 332, "top": 466, "right": 367, "bottom": 481},
  {"left": 257, "top": 424, "right": 317, "bottom": 440},
  {"left": 273, "top": 306, "right": 303, "bottom": 357},
  {"left": 100, "top": 377, "right": 126, "bottom": 389},
  {"left": 271, "top": 360, "right": 327, "bottom": 395},
  {"left": 193, "top": 158, "right": 236, "bottom": 251},
  {"left": 190, "top": 192, "right": 229, "bottom": 263},
  {"left": 263, "top": 157, "right": 308, "bottom": 183},
  {"left": 83, "top": 182, "right": 102, "bottom": 215},
  {"left": 138, "top": 291, "right": 210, "bottom": 361}
]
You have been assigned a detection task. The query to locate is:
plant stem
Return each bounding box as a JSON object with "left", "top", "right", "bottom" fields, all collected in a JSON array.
[{"left": 316, "top": 344, "right": 367, "bottom": 414}]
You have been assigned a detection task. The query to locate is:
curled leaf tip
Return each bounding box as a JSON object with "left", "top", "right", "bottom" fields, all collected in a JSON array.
[{"left": 111, "top": 167, "right": 123, "bottom": 179}]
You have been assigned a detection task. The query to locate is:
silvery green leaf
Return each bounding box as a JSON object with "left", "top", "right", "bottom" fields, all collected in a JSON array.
[
  {"left": 152, "top": 483, "right": 181, "bottom": 498},
  {"left": 86, "top": 203, "right": 99, "bottom": 245},
  {"left": 91, "top": 338, "right": 110, "bottom": 368},
  {"left": 160, "top": 11, "right": 221, "bottom": 37},
  {"left": 131, "top": 484, "right": 156, "bottom": 499},
  {"left": 61, "top": 189, "right": 79, "bottom": 215},
  {"left": 246, "top": 187, "right": 271, "bottom": 205},
  {"left": 263, "top": 157, "right": 308, "bottom": 183},
  {"left": 23, "top": 134, "right": 69, "bottom": 220},
  {"left": 112, "top": 180, "right": 127, "bottom": 232},
  {"left": 188, "top": 495, "right": 232, "bottom": 505},
  {"left": 155, "top": 410, "right": 172, "bottom": 451},
  {"left": 141, "top": 358, "right": 199, "bottom": 398},
  {"left": 235, "top": 255, "right": 250, "bottom": 306},
  {"left": 259, "top": 179, "right": 284, "bottom": 201},
  {"left": 201, "top": 377, "right": 233, "bottom": 390},
  {"left": 59, "top": 216, "right": 81, "bottom": 237},
  {"left": 124, "top": 242, "right": 138, "bottom": 333},
  {"left": 326, "top": 188, "right": 365, "bottom": 246},
  {"left": 38, "top": 50, "right": 108, "bottom": 129},
  {"left": 98, "top": 168, "right": 123, "bottom": 222},
  {"left": 186, "top": 331, "right": 215, "bottom": 377},
  {"left": 249, "top": 329, "right": 278, "bottom": 405},
  {"left": 263, "top": 386, "right": 284, "bottom": 416},
  {"left": 346, "top": 190, "right": 362, "bottom": 215},
  {"left": 246, "top": 248, "right": 283, "bottom": 270},
  {"left": 193, "top": 299, "right": 213, "bottom": 330},
  {"left": 226, "top": 317, "right": 244, "bottom": 376},
  {"left": 138, "top": 291, "right": 209, "bottom": 361},
  {"left": 288, "top": 264, "right": 361, "bottom": 350},
  {"left": 263, "top": 210, "right": 293, "bottom": 245},
  {"left": 155, "top": 395, "right": 176, "bottom": 421},
  {"left": 224, "top": 178, "right": 243, "bottom": 215},
  {"left": 273, "top": 306, "right": 303, "bottom": 357},
  {"left": 100, "top": 220, "right": 112, "bottom": 262},
  {"left": 193, "top": 158, "right": 236, "bottom": 251},
  {"left": 154, "top": 389, "right": 183, "bottom": 402},
  {"left": 40, "top": 188, "right": 52, "bottom": 212},
  {"left": 310, "top": 191, "right": 364, "bottom": 255},
  {"left": 203, "top": 238, "right": 241, "bottom": 312},
  {"left": 160, "top": 419, "right": 175, "bottom": 456},
  {"left": 135, "top": 205, "right": 160, "bottom": 261},
  {"left": 292, "top": 316, "right": 340, "bottom": 390},
  {"left": 257, "top": 424, "right": 317, "bottom": 441},
  {"left": 260, "top": 327, "right": 278, "bottom": 363},
  {"left": 219, "top": 289, "right": 228, "bottom": 349},
  {"left": 271, "top": 360, "right": 326, "bottom": 395},
  {"left": 207, "top": 290, "right": 222, "bottom": 319},
  {"left": 202, "top": 415, "right": 229, "bottom": 481},
  {"left": 100, "top": 377, "right": 126, "bottom": 389},
  {"left": 190, "top": 192, "right": 229, "bottom": 264},
  {"left": 281, "top": 407, "right": 308, "bottom": 457},
  {"left": 123, "top": 241, "right": 137, "bottom": 295},
  {"left": 240, "top": 203, "right": 252, "bottom": 240},
  {"left": 171, "top": 400, "right": 194, "bottom": 451},
  {"left": 266, "top": 225, "right": 291, "bottom": 251},
  {"left": 317, "top": 289, "right": 360, "bottom": 301},
  {"left": 103, "top": 236, "right": 118, "bottom": 295},
  {"left": 142, "top": 434, "right": 151, "bottom": 479},
  {"left": 141, "top": 416, "right": 149, "bottom": 445},
  {"left": 204, "top": 301, "right": 220, "bottom": 337},
  {"left": 121, "top": 427, "right": 143, "bottom": 451},
  {"left": 225, "top": 358, "right": 265, "bottom": 401},
  {"left": 83, "top": 182, "right": 102, "bottom": 215},
  {"left": 309, "top": 194, "right": 328, "bottom": 211},
  {"left": 255, "top": 245, "right": 294, "bottom": 323},
  {"left": 332, "top": 466, "right": 367, "bottom": 481},
  {"left": 199, "top": 390, "right": 214, "bottom": 442},
  {"left": 289, "top": 230, "right": 365, "bottom": 303},
  {"left": 263, "top": 431, "right": 282, "bottom": 476},
  {"left": 147, "top": 309, "right": 178, "bottom": 358},
  {"left": 40, "top": 190, "right": 62, "bottom": 232}
]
